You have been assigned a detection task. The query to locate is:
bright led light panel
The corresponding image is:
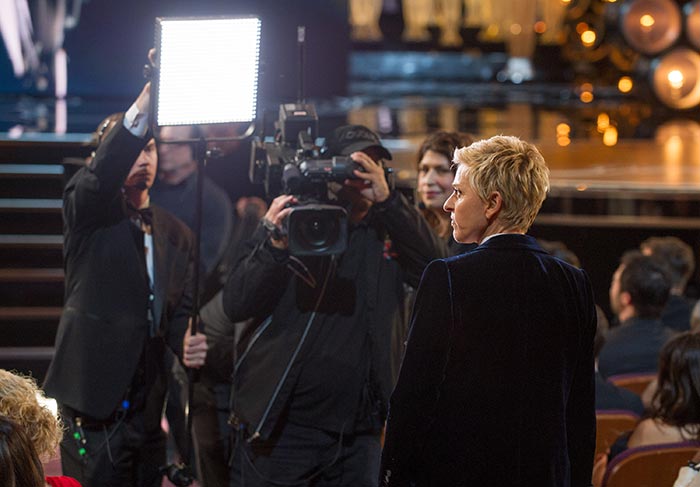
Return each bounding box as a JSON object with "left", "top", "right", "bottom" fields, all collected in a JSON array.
[{"left": 155, "top": 17, "right": 261, "bottom": 126}]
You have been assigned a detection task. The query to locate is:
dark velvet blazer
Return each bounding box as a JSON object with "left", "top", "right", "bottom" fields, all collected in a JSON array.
[
  {"left": 380, "top": 234, "right": 597, "bottom": 487},
  {"left": 44, "top": 122, "right": 194, "bottom": 420}
]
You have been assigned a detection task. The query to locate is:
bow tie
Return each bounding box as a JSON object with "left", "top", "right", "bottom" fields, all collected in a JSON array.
[{"left": 127, "top": 202, "right": 153, "bottom": 228}]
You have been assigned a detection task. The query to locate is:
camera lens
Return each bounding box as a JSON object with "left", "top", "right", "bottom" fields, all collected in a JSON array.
[
  {"left": 299, "top": 212, "right": 339, "bottom": 250},
  {"left": 287, "top": 205, "right": 348, "bottom": 256}
]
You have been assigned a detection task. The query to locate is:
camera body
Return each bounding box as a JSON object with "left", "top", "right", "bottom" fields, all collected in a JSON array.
[{"left": 250, "top": 103, "right": 361, "bottom": 256}]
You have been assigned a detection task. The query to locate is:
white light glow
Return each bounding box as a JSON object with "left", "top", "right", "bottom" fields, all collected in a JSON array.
[
  {"left": 668, "top": 69, "right": 684, "bottom": 89},
  {"left": 155, "top": 17, "right": 261, "bottom": 126},
  {"left": 37, "top": 394, "right": 58, "bottom": 418}
]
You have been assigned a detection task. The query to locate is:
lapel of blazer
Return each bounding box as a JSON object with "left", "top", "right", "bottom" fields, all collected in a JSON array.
[{"left": 150, "top": 208, "right": 168, "bottom": 331}]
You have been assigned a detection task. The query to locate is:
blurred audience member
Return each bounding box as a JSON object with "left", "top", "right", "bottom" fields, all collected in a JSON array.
[
  {"left": 598, "top": 251, "right": 676, "bottom": 379},
  {"left": 641, "top": 236, "right": 697, "bottom": 332},
  {"left": 415, "top": 130, "right": 475, "bottom": 255},
  {"left": 0, "top": 417, "right": 47, "bottom": 487},
  {"left": 152, "top": 124, "right": 233, "bottom": 281},
  {"left": 0, "top": 369, "right": 81, "bottom": 486},
  {"left": 593, "top": 317, "right": 645, "bottom": 416},
  {"left": 608, "top": 332, "right": 700, "bottom": 459},
  {"left": 537, "top": 239, "right": 581, "bottom": 268}
]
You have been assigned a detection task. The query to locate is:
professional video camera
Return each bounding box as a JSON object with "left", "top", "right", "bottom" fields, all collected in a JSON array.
[{"left": 249, "top": 103, "right": 370, "bottom": 256}]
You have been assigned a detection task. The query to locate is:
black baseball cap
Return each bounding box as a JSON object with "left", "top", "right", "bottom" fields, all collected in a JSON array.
[{"left": 326, "top": 125, "right": 392, "bottom": 160}]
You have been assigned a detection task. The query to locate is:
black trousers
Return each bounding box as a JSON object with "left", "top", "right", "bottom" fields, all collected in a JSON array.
[
  {"left": 192, "top": 381, "right": 232, "bottom": 487},
  {"left": 59, "top": 375, "right": 167, "bottom": 487},
  {"left": 230, "top": 421, "right": 381, "bottom": 487}
]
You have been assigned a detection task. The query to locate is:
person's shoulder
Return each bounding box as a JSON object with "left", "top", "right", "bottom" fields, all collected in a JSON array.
[
  {"left": 628, "top": 417, "right": 681, "bottom": 447},
  {"left": 628, "top": 418, "right": 655, "bottom": 442},
  {"left": 605, "top": 323, "right": 632, "bottom": 342},
  {"left": 202, "top": 175, "right": 232, "bottom": 205},
  {"left": 152, "top": 205, "right": 189, "bottom": 231},
  {"left": 445, "top": 246, "right": 481, "bottom": 266}
]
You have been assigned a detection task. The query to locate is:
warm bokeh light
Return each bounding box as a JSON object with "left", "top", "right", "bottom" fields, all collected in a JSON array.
[
  {"left": 581, "top": 82, "right": 593, "bottom": 92},
  {"left": 668, "top": 69, "right": 684, "bottom": 89},
  {"left": 534, "top": 21, "right": 547, "bottom": 34},
  {"left": 622, "top": 0, "right": 681, "bottom": 55},
  {"left": 557, "top": 135, "right": 571, "bottom": 146},
  {"left": 485, "top": 24, "right": 500, "bottom": 37},
  {"left": 581, "top": 30, "right": 596, "bottom": 46},
  {"left": 597, "top": 113, "right": 610, "bottom": 132},
  {"left": 639, "top": 14, "right": 655, "bottom": 28},
  {"left": 510, "top": 23, "right": 522, "bottom": 35},
  {"left": 652, "top": 48, "right": 700, "bottom": 109},
  {"left": 556, "top": 123, "right": 571, "bottom": 135},
  {"left": 603, "top": 126, "right": 618, "bottom": 146},
  {"left": 687, "top": 0, "right": 700, "bottom": 50},
  {"left": 576, "top": 22, "right": 589, "bottom": 35},
  {"left": 580, "top": 91, "right": 594, "bottom": 103},
  {"left": 618, "top": 76, "right": 634, "bottom": 93},
  {"left": 561, "top": 0, "right": 571, "bottom": 4},
  {"left": 663, "top": 134, "right": 683, "bottom": 169}
]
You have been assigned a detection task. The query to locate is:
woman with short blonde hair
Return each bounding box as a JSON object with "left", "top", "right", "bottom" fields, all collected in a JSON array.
[{"left": 453, "top": 135, "right": 550, "bottom": 234}]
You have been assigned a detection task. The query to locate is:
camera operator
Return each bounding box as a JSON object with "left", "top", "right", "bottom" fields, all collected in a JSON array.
[{"left": 222, "top": 125, "right": 445, "bottom": 486}]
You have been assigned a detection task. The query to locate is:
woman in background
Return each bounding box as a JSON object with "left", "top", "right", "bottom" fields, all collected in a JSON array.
[
  {"left": 594, "top": 332, "right": 700, "bottom": 486},
  {"left": 415, "top": 130, "right": 475, "bottom": 255},
  {"left": 619, "top": 332, "right": 700, "bottom": 453},
  {"left": 0, "top": 369, "right": 80, "bottom": 486},
  {"left": 0, "top": 416, "right": 47, "bottom": 486}
]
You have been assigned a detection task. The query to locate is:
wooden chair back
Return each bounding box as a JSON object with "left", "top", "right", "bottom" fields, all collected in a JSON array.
[
  {"left": 596, "top": 410, "right": 639, "bottom": 457},
  {"left": 608, "top": 372, "right": 657, "bottom": 396},
  {"left": 602, "top": 442, "right": 700, "bottom": 487}
]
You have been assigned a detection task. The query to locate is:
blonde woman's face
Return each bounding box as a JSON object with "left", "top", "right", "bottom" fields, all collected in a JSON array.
[{"left": 443, "top": 165, "right": 489, "bottom": 244}]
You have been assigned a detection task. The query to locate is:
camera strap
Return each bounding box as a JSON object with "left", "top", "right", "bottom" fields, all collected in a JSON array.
[
  {"left": 252, "top": 257, "right": 336, "bottom": 441},
  {"left": 288, "top": 255, "right": 317, "bottom": 288}
]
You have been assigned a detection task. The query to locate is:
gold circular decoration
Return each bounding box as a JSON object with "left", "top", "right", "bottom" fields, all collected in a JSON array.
[
  {"left": 651, "top": 48, "right": 700, "bottom": 109},
  {"left": 621, "top": 0, "right": 681, "bottom": 55},
  {"left": 685, "top": 1, "right": 700, "bottom": 50}
]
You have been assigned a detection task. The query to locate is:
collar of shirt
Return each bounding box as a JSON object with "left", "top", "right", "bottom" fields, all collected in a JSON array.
[{"left": 480, "top": 231, "right": 522, "bottom": 245}]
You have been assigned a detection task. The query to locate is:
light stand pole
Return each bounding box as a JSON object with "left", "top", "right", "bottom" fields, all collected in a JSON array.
[
  {"left": 154, "top": 126, "right": 254, "bottom": 486},
  {"left": 150, "top": 15, "right": 261, "bottom": 484}
]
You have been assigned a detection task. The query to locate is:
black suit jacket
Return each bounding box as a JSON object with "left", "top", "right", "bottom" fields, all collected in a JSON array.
[
  {"left": 594, "top": 371, "right": 644, "bottom": 415},
  {"left": 380, "top": 234, "right": 597, "bottom": 487},
  {"left": 44, "top": 122, "right": 193, "bottom": 420},
  {"left": 597, "top": 317, "right": 675, "bottom": 379},
  {"left": 661, "top": 294, "right": 695, "bottom": 332}
]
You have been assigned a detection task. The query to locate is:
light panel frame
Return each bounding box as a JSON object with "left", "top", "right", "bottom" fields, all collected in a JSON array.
[{"left": 153, "top": 16, "right": 261, "bottom": 127}]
